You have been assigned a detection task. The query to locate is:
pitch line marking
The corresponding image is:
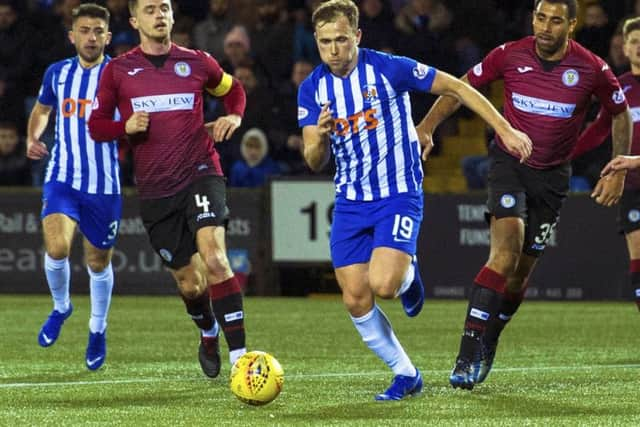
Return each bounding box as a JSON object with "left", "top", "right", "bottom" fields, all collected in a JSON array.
[{"left": 0, "top": 363, "right": 638, "bottom": 389}]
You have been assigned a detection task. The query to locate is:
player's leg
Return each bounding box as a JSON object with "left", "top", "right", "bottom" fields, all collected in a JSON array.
[
  {"left": 188, "top": 176, "right": 246, "bottom": 366},
  {"left": 619, "top": 191, "right": 640, "bottom": 311},
  {"left": 140, "top": 191, "right": 220, "bottom": 377},
  {"left": 369, "top": 192, "right": 425, "bottom": 317},
  {"left": 196, "top": 224, "right": 247, "bottom": 366},
  {"left": 451, "top": 146, "right": 527, "bottom": 389},
  {"left": 332, "top": 196, "right": 422, "bottom": 400},
  {"left": 38, "top": 183, "right": 79, "bottom": 347},
  {"left": 78, "top": 191, "right": 121, "bottom": 370},
  {"left": 82, "top": 240, "right": 114, "bottom": 370},
  {"left": 625, "top": 230, "right": 640, "bottom": 311}
]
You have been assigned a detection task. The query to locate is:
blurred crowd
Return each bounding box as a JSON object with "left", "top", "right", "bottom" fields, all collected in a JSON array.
[{"left": 0, "top": 0, "right": 638, "bottom": 188}]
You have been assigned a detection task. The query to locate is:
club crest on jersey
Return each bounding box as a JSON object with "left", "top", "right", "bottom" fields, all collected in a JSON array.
[
  {"left": 473, "top": 62, "right": 483, "bottom": 76},
  {"left": 561, "top": 69, "right": 579, "bottom": 87},
  {"left": 174, "top": 62, "right": 191, "bottom": 77},
  {"left": 628, "top": 209, "right": 640, "bottom": 223},
  {"left": 362, "top": 85, "right": 378, "bottom": 102},
  {"left": 500, "top": 194, "right": 516, "bottom": 208},
  {"left": 612, "top": 88, "right": 626, "bottom": 104}
]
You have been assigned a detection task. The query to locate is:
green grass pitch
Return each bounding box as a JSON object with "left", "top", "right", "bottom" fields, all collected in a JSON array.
[{"left": 1, "top": 295, "right": 638, "bottom": 426}]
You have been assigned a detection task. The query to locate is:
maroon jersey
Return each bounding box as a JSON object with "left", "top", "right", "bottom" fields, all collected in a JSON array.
[
  {"left": 575, "top": 72, "right": 640, "bottom": 189},
  {"left": 89, "top": 44, "right": 243, "bottom": 199},
  {"left": 467, "top": 36, "right": 628, "bottom": 169}
]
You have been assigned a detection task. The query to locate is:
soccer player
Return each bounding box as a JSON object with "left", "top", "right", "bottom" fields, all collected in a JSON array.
[
  {"left": 298, "top": 0, "right": 532, "bottom": 400},
  {"left": 26, "top": 3, "right": 119, "bottom": 371},
  {"left": 575, "top": 17, "right": 640, "bottom": 312},
  {"left": 88, "top": 0, "right": 247, "bottom": 378},
  {"left": 419, "top": 0, "right": 632, "bottom": 389}
]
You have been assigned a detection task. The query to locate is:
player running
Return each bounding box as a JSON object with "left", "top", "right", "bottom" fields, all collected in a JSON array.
[
  {"left": 298, "top": 0, "right": 531, "bottom": 400},
  {"left": 420, "top": 0, "right": 632, "bottom": 389},
  {"left": 27, "top": 3, "right": 120, "bottom": 371},
  {"left": 89, "top": 0, "right": 247, "bottom": 377}
]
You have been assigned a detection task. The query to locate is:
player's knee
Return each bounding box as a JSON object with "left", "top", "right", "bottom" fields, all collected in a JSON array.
[
  {"left": 46, "top": 245, "right": 70, "bottom": 260},
  {"left": 488, "top": 250, "right": 520, "bottom": 275},
  {"left": 202, "top": 250, "right": 231, "bottom": 277},
  {"left": 86, "top": 259, "right": 109, "bottom": 273},
  {"left": 369, "top": 276, "right": 397, "bottom": 299},
  {"left": 177, "top": 279, "right": 203, "bottom": 299},
  {"left": 342, "top": 293, "right": 373, "bottom": 317}
]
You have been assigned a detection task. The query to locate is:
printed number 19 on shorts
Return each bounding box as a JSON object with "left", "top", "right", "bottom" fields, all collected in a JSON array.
[{"left": 392, "top": 214, "right": 413, "bottom": 243}]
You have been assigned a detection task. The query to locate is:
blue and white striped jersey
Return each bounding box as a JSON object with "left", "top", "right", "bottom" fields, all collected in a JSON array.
[
  {"left": 298, "top": 48, "right": 436, "bottom": 201},
  {"left": 38, "top": 56, "right": 120, "bottom": 194}
]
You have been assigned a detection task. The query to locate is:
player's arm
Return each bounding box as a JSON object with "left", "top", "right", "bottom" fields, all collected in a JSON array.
[
  {"left": 26, "top": 101, "right": 52, "bottom": 160},
  {"left": 424, "top": 70, "right": 532, "bottom": 162},
  {"left": 591, "top": 108, "right": 632, "bottom": 207},
  {"left": 88, "top": 63, "right": 133, "bottom": 141},
  {"left": 203, "top": 57, "right": 247, "bottom": 142},
  {"left": 601, "top": 155, "right": 640, "bottom": 174},
  {"left": 302, "top": 102, "right": 333, "bottom": 172},
  {"left": 572, "top": 106, "right": 612, "bottom": 159}
]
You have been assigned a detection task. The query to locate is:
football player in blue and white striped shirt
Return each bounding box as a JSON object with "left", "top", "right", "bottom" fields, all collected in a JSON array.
[
  {"left": 26, "top": 3, "right": 119, "bottom": 371},
  {"left": 298, "top": 0, "right": 532, "bottom": 400}
]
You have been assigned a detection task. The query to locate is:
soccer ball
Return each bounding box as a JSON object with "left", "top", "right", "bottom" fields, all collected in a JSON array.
[{"left": 230, "top": 351, "right": 284, "bottom": 405}]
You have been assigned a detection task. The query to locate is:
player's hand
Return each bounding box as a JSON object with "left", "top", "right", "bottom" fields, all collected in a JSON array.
[
  {"left": 205, "top": 114, "right": 241, "bottom": 142},
  {"left": 125, "top": 112, "right": 149, "bottom": 134},
  {"left": 591, "top": 169, "right": 625, "bottom": 207},
  {"left": 316, "top": 102, "right": 334, "bottom": 138},
  {"left": 500, "top": 127, "right": 532, "bottom": 163},
  {"left": 26, "top": 139, "right": 49, "bottom": 160},
  {"left": 415, "top": 124, "right": 435, "bottom": 161},
  {"left": 600, "top": 155, "right": 640, "bottom": 176}
]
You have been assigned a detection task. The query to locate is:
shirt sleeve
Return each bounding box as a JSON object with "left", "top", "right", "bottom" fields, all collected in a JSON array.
[
  {"left": 297, "top": 77, "right": 321, "bottom": 128},
  {"left": 466, "top": 43, "right": 507, "bottom": 88},
  {"left": 378, "top": 52, "right": 435, "bottom": 93},
  {"left": 37, "top": 64, "right": 57, "bottom": 107},
  {"left": 88, "top": 61, "right": 126, "bottom": 141},
  {"left": 202, "top": 51, "right": 231, "bottom": 96},
  {"left": 572, "top": 105, "right": 612, "bottom": 159},
  {"left": 593, "top": 58, "right": 628, "bottom": 116}
]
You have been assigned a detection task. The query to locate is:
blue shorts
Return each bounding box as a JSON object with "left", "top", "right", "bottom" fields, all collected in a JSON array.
[
  {"left": 42, "top": 181, "right": 122, "bottom": 249},
  {"left": 330, "top": 192, "right": 423, "bottom": 268}
]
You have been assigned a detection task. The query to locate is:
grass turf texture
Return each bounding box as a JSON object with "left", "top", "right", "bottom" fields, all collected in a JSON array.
[{"left": 0, "top": 295, "right": 638, "bottom": 426}]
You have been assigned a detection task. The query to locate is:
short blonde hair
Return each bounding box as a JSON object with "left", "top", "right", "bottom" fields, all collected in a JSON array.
[{"left": 312, "top": 0, "right": 358, "bottom": 32}]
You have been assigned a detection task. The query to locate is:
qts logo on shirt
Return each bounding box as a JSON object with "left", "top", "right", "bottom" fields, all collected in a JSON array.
[
  {"left": 333, "top": 108, "right": 379, "bottom": 136},
  {"left": 61, "top": 98, "right": 93, "bottom": 118}
]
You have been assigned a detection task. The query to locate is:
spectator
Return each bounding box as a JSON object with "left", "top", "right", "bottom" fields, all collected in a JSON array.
[
  {"left": 192, "top": 0, "right": 233, "bottom": 60},
  {"left": 271, "top": 59, "right": 313, "bottom": 174},
  {"left": 105, "top": 0, "right": 138, "bottom": 57},
  {"left": 229, "top": 128, "right": 281, "bottom": 187},
  {"left": 172, "top": 17, "right": 193, "bottom": 48},
  {"left": 220, "top": 25, "right": 253, "bottom": 74},
  {"left": 0, "top": 121, "right": 31, "bottom": 186},
  {"left": 359, "top": 0, "right": 397, "bottom": 52},
  {"left": 251, "top": 0, "right": 294, "bottom": 88},
  {"left": 575, "top": 2, "right": 614, "bottom": 60},
  {"left": 607, "top": 32, "right": 630, "bottom": 76},
  {"left": 290, "top": 1, "right": 320, "bottom": 64}
]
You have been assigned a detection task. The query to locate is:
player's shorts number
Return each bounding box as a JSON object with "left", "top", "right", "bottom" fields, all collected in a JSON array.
[
  {"left": 195, "top": 194, "right": 210, "bottom": 213},
  {"left": 392, "top": 215, "right": 413, "bottom": 240},
  {"left": 106, "top": 220, "right": 118, "bottom": 241},
  {"left": 533, "top": 222, "right": 556, "bottom": 245}
]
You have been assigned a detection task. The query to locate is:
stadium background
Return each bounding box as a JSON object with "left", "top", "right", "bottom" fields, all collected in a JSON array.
[{"left": 0, "top": 0, "right": 637, "bottom": 299}]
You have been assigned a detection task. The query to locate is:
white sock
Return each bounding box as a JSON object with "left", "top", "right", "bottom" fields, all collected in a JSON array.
[
  {"left": 44, "top": 254, "right": 70, "bottom": 313},
  {"left": 396, "top": 262, "right": 415, "bottom": 297},
  {"left": 351, "top": 305, "right": 416, "bottom": 377},
  {"left": 202, "top": 319, "right": 219, "bottom": 338},
  {"left": 229, "top": 348, "right": 247, "bottom": 366},
  {"left": 88, "top": 263, "right": 114, "bottom": 333}
]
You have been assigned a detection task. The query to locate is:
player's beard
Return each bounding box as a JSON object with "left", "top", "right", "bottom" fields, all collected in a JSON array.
[
  {"left": 78, "top": 46, "right": 102, "bottom": 64},
  {"left": 535, "top": 34, "right": 566, "bottom": 58}
]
